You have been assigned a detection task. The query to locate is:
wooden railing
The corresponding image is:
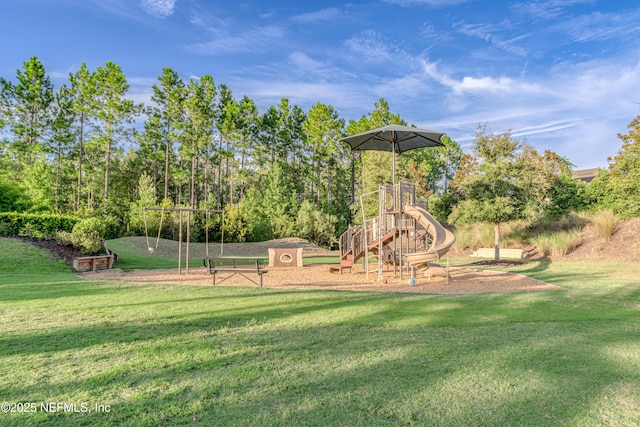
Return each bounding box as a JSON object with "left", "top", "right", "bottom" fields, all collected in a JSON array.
[{"left": 339, "top": 225, "right": 364, "bottom": 261}]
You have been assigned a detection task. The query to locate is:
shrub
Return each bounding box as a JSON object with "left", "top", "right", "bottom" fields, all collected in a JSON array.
[
  {"left": 549, "top": 230, "right": 581, "bottom": 257},
  {"left": 428, "top": 193, "right": 457, "bottom": 225},
  {"left": 529, "top": 233, "right": 552, "bottom": 256},
  {"left": 224, "top": 203, "right": 249, "bottom": 243},
  {"left": 18, "top": 223, "right": 46, "bottom": 239},
  {"left": 72, "top": 218, "right": 108, "bottom": 238},
  {"left": 451, "top": 224, "right": 476, "bottom": 252},
  {"left": 503, "top": 221, "right": 529, "bottom": 246},
  {"left": 530, "top": 230, "right": 581, "bottom": 257},
  {"left": 0, "top": 212, "right": 78, "bottom": 237},
  {"left": 56, "top": 230, "right": 104, "bottom": 255},
  {"left": 477, "top": 223, "right": 495, "bottom": 248},
  {"left": 590, "top": 209, "right": 617, "bottom": 241},
  {"left": 296, "top": 200, "right": 339, "bottom": 248}
]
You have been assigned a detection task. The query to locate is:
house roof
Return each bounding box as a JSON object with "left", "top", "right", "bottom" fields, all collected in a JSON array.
[{"left": 572, "top": 168, "right": 600, "bottom": 183}]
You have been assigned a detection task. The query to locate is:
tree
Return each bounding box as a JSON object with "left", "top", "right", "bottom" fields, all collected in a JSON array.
[
  {"left": 591, "top": 115, "right": 640, "bottom": 218},
  {"left": 182, "top": 74, "right": 217, "bottom": 208},
  {"left": 0, "top": 77, "right": 12, "bottom": 132},
  {"left": 223, "top": 202, "right": 249, "bottom": 242},
  {"left": 128, "top": 172, "right": 157, "bottom": 235},
  {"left": 49, "top": 85, "right": 75, "bottom": 211},
  {"left": 216, "top": 84, "right": 240, "bottom": 207},
  {"left": 9, "top": 56, "right": 54, "bottom": 168},
  {"left": 149, "top": 67, "right": 185, "bottom": 200},
  {"left": 302, "top": 102, "right": 344, "bottom": 208},
  {"left": 449, "top": 126, "right": 529, "bottom": 260},
  {"left": 356, "top": 99, "right": 406, "bottom": 195},
  {"left": 405, "top": 134, "right": 464, "bottom": 197},
  {"left": 296, "top": 199, "right": 339, "bottom": 248},
  {"left": 91, "top": 61, "right": 139, "bottom": 212},
  {"left": 262, "top": 161, "right": 296, "bottom": 238},
  {"left": 235, "top": 96, "right": 259, "bottom": 201},
  {"left": 68, "top": 62, "right": 97, "bottom": 210},
  {"left": 519, "top": 148, "right": 585, "bottom": 220}
]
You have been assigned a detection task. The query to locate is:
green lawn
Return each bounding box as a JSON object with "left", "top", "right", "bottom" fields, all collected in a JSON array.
[{"left": 1, "top": 237, "right": 639, "bottom": 426}]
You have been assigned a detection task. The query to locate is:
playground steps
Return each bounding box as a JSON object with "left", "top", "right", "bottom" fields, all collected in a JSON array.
[
  {"left": 333, "top": 223, "right": 413, "bottom": 274},
  {"left": 330, "top": 252, "right": 357, "bottom": 274},
  {"left": 367, "top": 229, "right": 399, "bottom": 254}
]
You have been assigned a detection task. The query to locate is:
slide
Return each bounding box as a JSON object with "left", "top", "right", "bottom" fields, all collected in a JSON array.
[{"left": 402, "top": 205, "right": 456, "bottom": 278}]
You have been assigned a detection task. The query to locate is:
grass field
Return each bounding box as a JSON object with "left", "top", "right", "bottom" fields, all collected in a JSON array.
[{"left": 1, "top": 237, "right": 639, "bottom": 426}]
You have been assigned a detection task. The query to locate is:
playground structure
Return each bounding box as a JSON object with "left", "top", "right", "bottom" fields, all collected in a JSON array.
[{"left": 335, "top": 182, "right": 456, "bottom": 282}]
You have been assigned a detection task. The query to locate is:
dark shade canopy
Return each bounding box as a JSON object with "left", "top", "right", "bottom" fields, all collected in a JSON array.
[
  {"left": 340, "top": 124, "right": 446, "bottom": 186},
  {"left": 340, "top": 124, "right": 445, "bottom": 154}
]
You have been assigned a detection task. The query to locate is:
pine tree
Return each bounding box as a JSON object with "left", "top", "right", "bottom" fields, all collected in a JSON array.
[
  {"left": 10, "top": 56, "right": 54, "bottom": 168},
  {"left": 91, "top": 61, "right": 139, "bottom": 212}
]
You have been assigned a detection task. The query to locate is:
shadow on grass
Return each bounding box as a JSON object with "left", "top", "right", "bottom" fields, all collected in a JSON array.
[
  {"left": 2, "top": 240, "right": 640, "bottom": 425},
  {"left": 3, "top": 310, "right": 639, "bottom": 426}
]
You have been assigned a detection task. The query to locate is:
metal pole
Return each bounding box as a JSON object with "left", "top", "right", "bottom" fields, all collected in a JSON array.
[
  {"left": 360, "top": 194, "right": 368, "bottom": 279},
  {"left": 398, "top": 183, "right": 403, "bottom": 279},
  {"left": 205, "top": 210, "right": 209, "bottom": 258},
  {"left": 378, "top": 186, "right": 383, "bottom": 281},
  {"left": 178, "top": 210, "right": 183, "bottom": 274},
  {"left": 186, "top": 210, "right": 191, "bottom": 274},
  {"left": 220, "top": 211, "right": 224, "bottom": 255}
]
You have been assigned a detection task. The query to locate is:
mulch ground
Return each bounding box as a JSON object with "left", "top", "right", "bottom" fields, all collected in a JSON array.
[
  {"left": 11, "top": 235, "right": 563, "bottom": 294},
  {"left": 80, "top": 264, "right": 563, "bottom": 295}
]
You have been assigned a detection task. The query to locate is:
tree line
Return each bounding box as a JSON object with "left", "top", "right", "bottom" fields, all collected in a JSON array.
[
  {"left": 1, "top": 56, "right": 637, "bottom": 248},
  {"left": 0, "top": 56, "right": 463, "bottom": 246}
]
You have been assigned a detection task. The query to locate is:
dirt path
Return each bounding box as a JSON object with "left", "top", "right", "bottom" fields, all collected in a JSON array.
[{"left": 80, "top": 264, "right": 563, "bottom": 294}]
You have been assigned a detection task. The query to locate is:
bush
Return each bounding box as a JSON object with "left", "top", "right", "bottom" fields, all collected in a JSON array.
[
  {"left": 451, "top": 224, "right": 476, "bottom": 252},
  {"left": 296, "top": 200, "right": 338, "bottom": 248},
  {"left": 590, "top": 209, "right": 617, "bottom": 241},
  {"left": 56, "top": 230, "right": 104, "bottom": 255},
  {"left": 18, "top": 223, "right": 46, "bottom": 239},
  {"left": 549, "top": 230, "right": 581, "bottom": 257},
  {"left": 72, "top": 218, "right": 108, "bottom": 238},
  {"left": 530, "top": 230, "right": 581, "bottom": 257},
  {"left": 477, "top": 223, "right": 495, "bottom": 248},
  {"left": 0, "top": 181, "right": 30, "bottom": 212},
  {"left": 0, "top": 212, "right": 78, "bottom": 237},
  {"left": 224, "top": 203, "right": 249, "bottom": 243},
  {"left": 428, "top": 193, "right": 457, "bottom": 225}
]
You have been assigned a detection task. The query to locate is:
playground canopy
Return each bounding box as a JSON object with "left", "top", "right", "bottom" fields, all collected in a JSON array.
[{"left": 340, "top": 124, "right": 446, "bottom": 187}]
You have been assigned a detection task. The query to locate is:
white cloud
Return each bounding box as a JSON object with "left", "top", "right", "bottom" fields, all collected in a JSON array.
[
  {"left": 558, "top": 9, "right": 640, "bottom": 44},
  {"left": 383, "top": 0, "right": 469, "bottom": 6},
  {"left": 344, "top": 30, "right": 409, "bottom": 64},
  {"left": 511, "top": 0, "right": 594, "bottom": 20},
  {"left": 288, "top": 52, "right": 325, "bottom": 73},
  {"left": 189, "top": 25, "right": 287, "bottom": 55},
  {"left": 291, "top": 8, "right": 343, "bottom": 24},
  {"left": 140, "top": 0, "right": 176, "bottom": 18}
]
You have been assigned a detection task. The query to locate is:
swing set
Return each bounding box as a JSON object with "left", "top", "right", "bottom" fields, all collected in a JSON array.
[{"left": 142, "top": 207, "right": 225, "bottom": 274}]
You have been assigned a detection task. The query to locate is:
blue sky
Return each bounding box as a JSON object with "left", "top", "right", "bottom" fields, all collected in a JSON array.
[{"left": 2, "top": 0, "right": 640, "bottom": 169}]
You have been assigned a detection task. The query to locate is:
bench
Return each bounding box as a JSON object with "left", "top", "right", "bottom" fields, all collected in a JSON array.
[
  {"left": 73, "top": 254, "right": 115, "bottom": 272},
  {"left": 203, "top": 258, "right": 268, "bottom": 287},
  {"left": 470, "top": 248, "right": 528, "bottom": 260}
]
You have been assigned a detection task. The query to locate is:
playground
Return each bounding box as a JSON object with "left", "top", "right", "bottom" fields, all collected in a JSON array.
[
  {"left": 97, "top": 180, "right": 566, "bottom": 294},
  {"left": 81, "top": 264, "right": 562, "bottom": 294}
]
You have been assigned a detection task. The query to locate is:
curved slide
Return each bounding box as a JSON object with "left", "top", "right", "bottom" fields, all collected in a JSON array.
[{"left": 403, "top": 205, "right": 456, "bottom": 278}]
